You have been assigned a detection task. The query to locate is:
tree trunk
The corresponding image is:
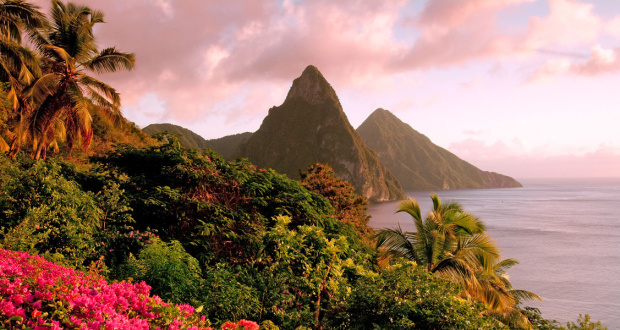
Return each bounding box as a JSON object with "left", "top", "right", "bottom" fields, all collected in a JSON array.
[
  {"left": 32, "top": 141, "right": 44, "bottom": 160},
  {"left": 314, "top": 264, "right": 332, "bottom": 330},
  {"left": 8, "top": 138, "right": 19, "bottom": 159}
]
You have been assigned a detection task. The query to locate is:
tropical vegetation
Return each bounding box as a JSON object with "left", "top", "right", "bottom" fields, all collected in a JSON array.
[
  {"left": 0, "top": 0, "right": 609, "bottom": 329},
  {"left": 0, "top": 0, "right": 134, "bottom": 160},
  {"left": 375, "top": 195, "right": 541, "bottom": 328}
]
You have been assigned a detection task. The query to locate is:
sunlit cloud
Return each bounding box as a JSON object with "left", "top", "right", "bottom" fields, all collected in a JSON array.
[{"left": 27, "top": 0, "right": 620, "bottom": 176}]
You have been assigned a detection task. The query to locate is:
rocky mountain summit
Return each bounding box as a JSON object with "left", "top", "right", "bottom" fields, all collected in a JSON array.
[
  {"left": 357, "top": 108, "right": 522, "bottom": 190},
  {"left": 235, "top": 66, "right": 405, "bottom": 201}
]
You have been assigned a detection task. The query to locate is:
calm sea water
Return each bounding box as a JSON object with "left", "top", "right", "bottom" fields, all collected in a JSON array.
[{"left": 367, "top": 178, "right": 620, "bottom": 328}]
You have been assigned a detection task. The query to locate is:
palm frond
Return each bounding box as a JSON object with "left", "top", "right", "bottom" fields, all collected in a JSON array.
[
  {"left": 23, "top": 73, "right": 62, "bottom": 105},
  {"left": 79, "top": 75, "right": 120, "bottom": 105},
  {"left": 495, "top": 258, "right": 520, "bottom": 274},
  {"left": 509, "top": 289, "right": 541, "bottom": 302},
  {"left": 83, "top": 47, "right": 135, "bottom": 74},
  {"left": 44, "top": 45, "right": 73, "bottom": 67},
  {"left": 0, "top": 135, "right": 9, "bottom": 152},
  {"left": 397, "top": 197, "right": 422, "bottom": 221},
  {"left": 459, "top": 233, "right": 501, "bottom": 272},
  {"left": 374, "top": 226, "right": 419, "bottom": 263}
]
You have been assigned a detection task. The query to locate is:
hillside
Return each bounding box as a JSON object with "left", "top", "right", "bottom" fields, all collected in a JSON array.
[
  {"left": 234, "top": 65, "right": 405, "bottom": 202},
  {"left": 206, "top": 132, "right": 253, "bottom": 160},
  {"left": 143, "top": 123, "right": 210, "bottom": 150},
  {"left": 357, "top": 108, "right": 522, "bottom": 190},
  {"left": 142, "top": 123, "right": 252, "bottom": 160}
]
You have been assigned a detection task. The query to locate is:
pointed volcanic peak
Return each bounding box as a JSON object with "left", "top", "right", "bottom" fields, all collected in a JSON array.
[
  {"left": 357, "top": 109, "right": 522, "bottom": 190},
  {"left": 235, "top": 66, "right": 405, "bottom": 201}
]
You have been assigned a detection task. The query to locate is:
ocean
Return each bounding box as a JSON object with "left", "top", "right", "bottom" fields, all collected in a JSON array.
[{"left": 367, "top": 178, "right": 620, "bottom": 328}]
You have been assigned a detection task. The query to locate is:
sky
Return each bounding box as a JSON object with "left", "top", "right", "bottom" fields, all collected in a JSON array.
[{"left": 33, "top": 0, "right": 620, "bottom": 178}]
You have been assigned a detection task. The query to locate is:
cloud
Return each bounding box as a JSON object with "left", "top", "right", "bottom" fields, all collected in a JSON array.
[
  {"left": 526, "top": 58, "right": 572, "bottom": 83},
  {"left": 391, "top": 0, "right": 620, "bottom": 73},
  {"left": 448, "top": 138, "right": 620, "bottom": 178},
  {"left": 522, "top": 0, "right": 602, "bottom": 49},
  {"left": 607, "top": 16, "right": 620, "bottom": 37},
  {"left": 526, "top": 44, "right": 620, "bottom": 82},
  {"left": 571, "top": 44, "right": 620, "bottom": 75},
  {"left": 27, "top": 0, "right": 620, "bottom": 134}
]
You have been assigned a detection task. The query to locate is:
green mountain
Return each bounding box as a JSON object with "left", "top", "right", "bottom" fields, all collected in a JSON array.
[
  {"left": 142, "top": 123, "right": 252, "bottom": 160},
  {"left": 234, "top": 65, "right": 405, "bottom": 202},
  {"left": 143, "top": 123, "right": 209, "bottom": 150},
  {"left": 356, "top": 108, "right": 522, "bottom": 190},
  {"left": 206, "top": 132, "right": 253, "bottom": 160}
]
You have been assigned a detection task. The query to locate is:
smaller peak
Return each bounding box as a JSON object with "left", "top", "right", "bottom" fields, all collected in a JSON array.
[
  {"left": 369, "top": 108, "right": 396, "bottom": 119},
  {"left": 301, "top": 65, "right": 321, "bottom": 76}
]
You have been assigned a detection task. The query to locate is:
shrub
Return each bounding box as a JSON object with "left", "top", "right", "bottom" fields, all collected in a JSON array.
[
  {"left": 119, "top": 239, "right": 204, "bottom": 306},
  {"left": 0, "top": 249, "right": 211, "bottom": 329},
  {"left": 335, "top": 261, "right": 508, "bottom": 330},
  {"left": 94, "top": 140, "right": 339, "bottom": 266},
  {"left": 300, "top": 163, "right": 372, "bottom": 243},
  {"left": 0, "top": 158, "right": 100, "bottom": 268}
]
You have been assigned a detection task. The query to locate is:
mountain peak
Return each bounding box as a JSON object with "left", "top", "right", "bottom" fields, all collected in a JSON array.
[
  {"left": 285, "top": 65, "right": 338, "bottom": 105},
  {"left": 301, "top": 64, "right": 321, "bottom": 76},
  {"left": 235, "top": 67, "right": 405, "bottom": 201},
  {"left": 357, "top": 110, "right": 522, "bottom": 190},
  {"left": 369, "top": 108, "right": 392, "bottom": 118}
]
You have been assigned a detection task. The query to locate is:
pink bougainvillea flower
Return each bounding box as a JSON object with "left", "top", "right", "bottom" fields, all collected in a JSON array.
[{"left": 0, "top": 249, "right": 220, "bottom": 330}]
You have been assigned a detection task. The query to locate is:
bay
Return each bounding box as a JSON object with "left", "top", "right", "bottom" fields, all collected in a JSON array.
[{"left": 367, "top": 178, "right": 620, "bottom": 328}]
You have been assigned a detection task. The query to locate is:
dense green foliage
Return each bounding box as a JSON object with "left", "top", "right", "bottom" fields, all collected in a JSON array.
[
  {"left": 93, "top": 139, "right": 361, "bottom": 265},
  {"left": 336, "top": 261, "right": 506, "bottom": 329},
  {"left": 0, "top": 138, "right": 525, "bottom": 329},
  {"left": 0, "top": 136, "right": 608, "bottom": 329},
  {"left": 0, "top": 156, "right": 100, "bottom": 268},
  {"left": 357, "top": 108, "right": 522, "bottom": 190}
]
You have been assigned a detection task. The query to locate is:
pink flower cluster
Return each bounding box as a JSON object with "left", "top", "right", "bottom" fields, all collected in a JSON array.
[
  {"left": 0, "top": 249, "right": 210, "bottom": 330},
  {"left": 221, "top": 319, "right": 259, "bottom": 330}
]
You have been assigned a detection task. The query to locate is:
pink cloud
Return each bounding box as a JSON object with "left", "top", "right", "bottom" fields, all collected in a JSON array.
[
  {"left": 607, "top": 16, "right": 620, "bottom": 37},
  {"left": 571, "top": 45, "right": 620, "bottom": 75},
  {"left": 416, "top": 0, "right": 530, "bottom": 29},
  {"left": 526, "top": 44, "right": 620, "bottom": 82},
  {"left": 391, "top": 0, "right": 620, "bottom": 72},
  {"left": 448, "top": 138, "right": 620, "bottom": 178},
  {"left": 26, "top": 0, "right": 620, "bottom": 131},
  {"left": 522, "top": 0, "right": 602, "bottom": 49},
  {"left": 526, "top": 58, "right": 572, "bottom": 83}
]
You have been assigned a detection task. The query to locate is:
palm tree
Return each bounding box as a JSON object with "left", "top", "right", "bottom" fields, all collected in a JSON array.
[
  {"left": 11, "top": 0, "right": 134, "bottom": 159},
  {"left": 375, "top": 194, "right": 499, "bottom": 280},
  {"left": 0, "top": 0, "right": 47, "bottom": 152},
  {"left": 474, "top": 258, "right": 541, "bottom": 329},
  {"left": 375, "top": 194, "right": 540, "bottom": 329}
]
